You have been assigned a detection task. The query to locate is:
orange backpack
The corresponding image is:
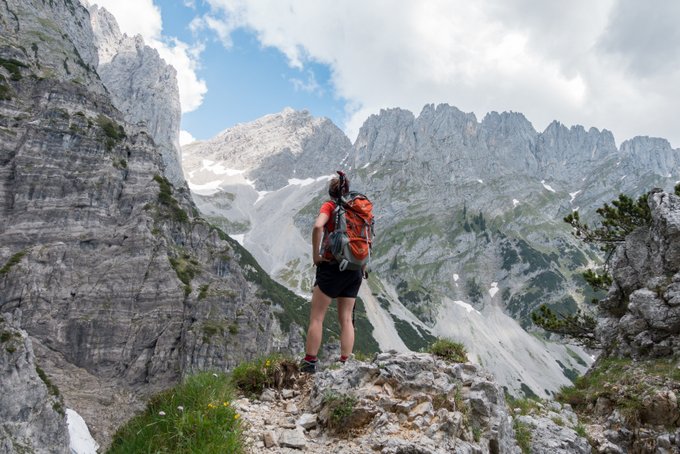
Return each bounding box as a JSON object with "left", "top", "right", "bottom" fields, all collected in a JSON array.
[{"left": 326, "top": 192, "right": 374, "bottom": 271}]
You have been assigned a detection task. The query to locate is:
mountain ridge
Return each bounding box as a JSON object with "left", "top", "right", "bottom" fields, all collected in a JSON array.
[{"left": 184, "top": 102, "right": 679, "bottom": 399}]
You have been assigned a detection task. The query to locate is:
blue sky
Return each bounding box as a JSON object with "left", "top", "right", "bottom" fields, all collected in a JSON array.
[
  {"left": 156, "top": 1, "right": 347, "bottom": 141},
  {"left": 91, "top": 0, "right": 680, "bottom": 148}
]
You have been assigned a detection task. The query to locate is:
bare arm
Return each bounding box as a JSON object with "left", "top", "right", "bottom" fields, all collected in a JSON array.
[{"left": 312, "top": 212, "right": 330, "bottom": 266}]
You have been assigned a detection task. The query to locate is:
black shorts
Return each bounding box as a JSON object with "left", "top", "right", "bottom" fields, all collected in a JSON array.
[{"left": 314, "top": 262, "right": 362, "bottom": 298}]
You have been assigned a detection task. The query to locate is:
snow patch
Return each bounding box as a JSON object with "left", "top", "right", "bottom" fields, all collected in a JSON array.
[
  {"left": 202, "top": 160, "right": 244, "bottom": 176},
  {"left": 255, "top": 191, "right": 270, "bottom": 204},
  {"left": 477, "top": 179, "right": 484, "bottom": 184},
  {"left": 361, "top": 162, "right": 370, "bottom": 169},
  {"left": 620, "top": 175, "right": 626, "bottom": 180},
  {"left": 188, "top": 180, "right": 222, "bottom": 196},
  {"left": 512, "top": 199, "right": 520, "bottom": 207},
  {"left": 452, "top": 273, "right": 459, "bottom": 282},
  {"left": 488, "top": 282, "right": 499, "bottom": 298},
  {"left": 453, "top": 300, "right": 481, "bottom": 315},
  {"left": 67, "top": 409, "right": 99, "bottom": 454},
  {"left": 541, "top": 180, "right": 556, "bottom": 192},
  {"left": 569, "top": 190, "right": 581, "bottom": 203},
  {"left": 231, "top": 234, "right": 245, "bottom": 245},
  {"left": 287, "top": 178, "right": 316, "bottom": 187}
]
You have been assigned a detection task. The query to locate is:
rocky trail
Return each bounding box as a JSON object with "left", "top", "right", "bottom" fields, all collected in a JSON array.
[{"left": 234, "top": 351, "right": 590, "bottom": 454}]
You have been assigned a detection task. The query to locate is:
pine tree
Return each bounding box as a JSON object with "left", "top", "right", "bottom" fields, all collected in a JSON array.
[{"left": 532, "top": 186, "right": 680, "bottom": 347}]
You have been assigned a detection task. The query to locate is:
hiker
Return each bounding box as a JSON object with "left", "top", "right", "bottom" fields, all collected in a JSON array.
[{"left": 300, "top": 171, "right": 372, "bottom": 374}]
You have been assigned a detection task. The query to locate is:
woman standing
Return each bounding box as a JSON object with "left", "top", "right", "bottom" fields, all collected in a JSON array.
[{"left": 300, "top": 171, "right": 364, "bottom": 374}]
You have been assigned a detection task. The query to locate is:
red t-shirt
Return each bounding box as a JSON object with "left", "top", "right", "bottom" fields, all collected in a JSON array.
[
  {"left": 320, "top": 201, "right": 337, "bottom": 260},
  {"left": 319, "top": 201, "right": 337, "bottom": 232}
]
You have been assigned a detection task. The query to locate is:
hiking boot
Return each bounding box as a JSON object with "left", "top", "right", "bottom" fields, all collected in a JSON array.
[{"left": 299, "top": 359, "right": 317, "bottom": 374}]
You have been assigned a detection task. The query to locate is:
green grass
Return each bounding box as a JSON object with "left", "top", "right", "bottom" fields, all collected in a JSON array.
[
  {"left": 0, "top": 250, "right": 27, "bottom": 276},
  {"left": 557, "top": 357, "right": 680, "bottom": 424},
  {"left": 506, "top": 395, "right": 542, "bottom": 416},
  {"left": 36, "top": 365, "right": 64, "bottom": 415},
  {"left": 108, "top": 372, "right": 243, "bottom": 454},
  {"left": 230, "top": 354, "right": 298, "bottom": 397},
  {"left": 513, "top": 418, "right": 532, "bottom": 454},
  {"left": 427, "top": 338, "right": 468, "bottom": 363}
]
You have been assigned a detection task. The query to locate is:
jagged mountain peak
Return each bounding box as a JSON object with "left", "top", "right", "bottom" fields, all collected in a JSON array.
[
  {"left": 88, "top": 4, "right": 184, "bottom": 186},
  {"left": 183, "top": 108, "right": 352, "bottom": 190},
  {"left": 620, "top": 135, "right": 674, "bottom": 153},
  {"left": 481, "top": 109, "right": 534, "bottom": 130}
]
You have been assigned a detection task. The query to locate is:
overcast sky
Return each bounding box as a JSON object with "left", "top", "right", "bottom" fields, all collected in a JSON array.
[{"left": 89, "top": 0, "right": 680, "bottom": 148}]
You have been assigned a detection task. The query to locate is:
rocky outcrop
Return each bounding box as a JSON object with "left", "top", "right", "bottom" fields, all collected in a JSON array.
[
  {"left": 88, "top": 5, "right": 184, "bottom": 187},
  {"left": 566, "top": 190, "right": 680, "bottom": 453},
  {"left": 238, "top": 351, "right": 523, "bottom": 453},
  {"left": 0, "top": 311, "right": 69, "bottom": 453},
  {"left": 511, "top": 401, "right": 590, "bottom": 454},
  {"left": 598, "top": 190, "right": 680, "bottom": 358}
]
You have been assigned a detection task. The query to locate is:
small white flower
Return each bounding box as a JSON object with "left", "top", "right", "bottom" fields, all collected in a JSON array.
[
  {"left": 212, "top": 373, "right": 218, "bottom": 377},
  {"left": 158, "top": 411, "right": 166, "bottom": 416},
  {"left": 177, "top": 406, "right": 184, "bottom": 412}
]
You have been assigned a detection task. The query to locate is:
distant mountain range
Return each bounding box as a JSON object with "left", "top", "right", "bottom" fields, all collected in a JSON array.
[{"left": 183, "top": 104, "right": 680, "bottom": 398}]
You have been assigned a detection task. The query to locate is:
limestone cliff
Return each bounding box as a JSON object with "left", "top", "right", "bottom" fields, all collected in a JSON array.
[
  {"left": 0, "top": 0, "right": 306, "bottom": 448},
  {"left": 0, "top": 311, "right": 69, "bottom": 453},
  {"left": 88, "top": 4, "right": 185, "bottom": 187}
]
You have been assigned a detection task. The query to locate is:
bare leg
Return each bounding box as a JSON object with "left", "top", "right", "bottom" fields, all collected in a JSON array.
[
  {"left": 337, "top": 297, "right": 356, "bottom": 357},
  {"left": 305, "top": 285, "right": 333, "bottom": 356}
]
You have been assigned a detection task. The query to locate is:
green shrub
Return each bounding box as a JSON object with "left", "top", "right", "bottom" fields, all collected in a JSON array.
[
  {"left": 96, "top": 115, "right": 126, "bottom": 151},
  {"left": 230, "top": 354, "right": 298, "bottom": 396},
  {"left": 153, "top": 174, "right": 189, "bottom": 223},
  {"left": 0, "top": 77, "right": 10, "bottom": 100},
  {"left": 198, "top": 284, "right": 210, "bottom": 301},
  {"left": 427, "top": 338, "right": 468, "bottom": 363},
  {"left": 169, "top": 253, "right": 200, "bottom": 288},
  {"left": 0, "top": 250, "right": 27, "bottom": 276},
  {"left": 0, "top": 58, "right": 28, "bottom": 81},
  {"left": 323, "top": 392, "right": 357, "bottom": 433},
  {"left": 108, "top": 372, "right": 243, "bottom": 454}
]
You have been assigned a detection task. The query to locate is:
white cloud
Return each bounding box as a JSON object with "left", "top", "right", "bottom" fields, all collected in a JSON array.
[
  {"left": 90, "top": 0, "right": 207, "bottom": 114},
  {"left": 179, "top": 130, "right": 196, "bottom": 146},
  {"left": 199, "top": 0, "right": 680, "bottom": 146},
  {"left": 289, "top": 70, "right": 323, "bottom": 95}
]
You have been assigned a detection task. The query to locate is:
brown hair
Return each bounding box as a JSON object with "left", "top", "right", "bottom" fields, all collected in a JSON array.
[{"left": 328, "top": 174, "right": 349, "bottom": 198}]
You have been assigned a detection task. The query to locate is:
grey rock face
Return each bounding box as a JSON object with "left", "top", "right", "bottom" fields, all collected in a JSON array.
[
  {"left": 1, "top": 0, "right": 102, "bottom": 92},
  {"left": 0, "top": 312, "right": 69, "bottom": 454},
  {"left": 515, "top": 402, "right": 590, "bottom": 454},
  {"left": 598, "top": 191, "right": 680, "bottom": 358},
  {"left": 88, "top": 5, "right": 184, "bottom": 187},
  {"left": 0, "top": 0, "right": 305, "bottom": 449},
  {"left": 183, "top": 108, "right": 353, "bottom": 190}
]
